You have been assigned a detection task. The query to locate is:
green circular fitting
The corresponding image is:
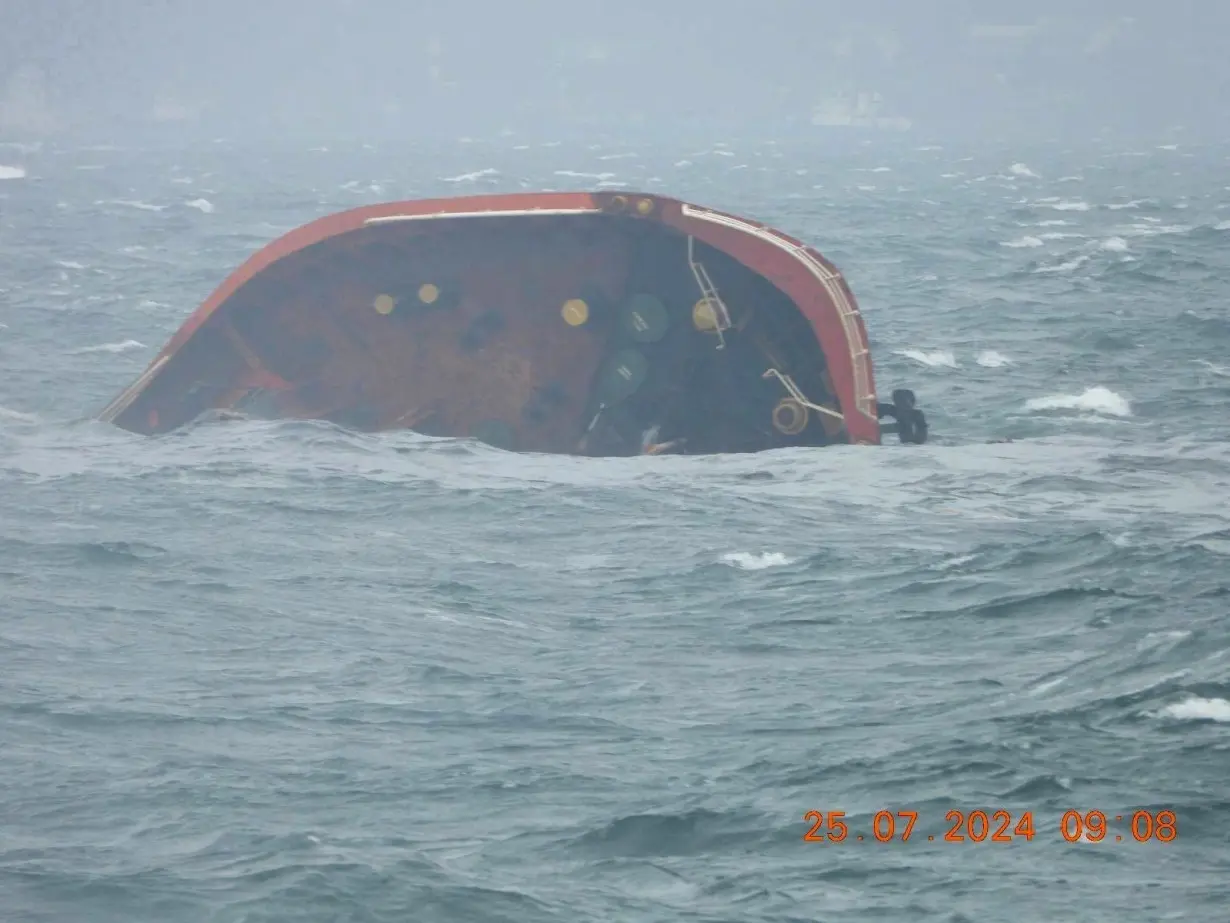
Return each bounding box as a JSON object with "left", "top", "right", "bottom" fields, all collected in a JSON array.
[
  {"left": 620, "top": 293, "right": 669, "bottom": 343},
  {"left": 595, "top": 348, "right": 649, "bottom": 404}
]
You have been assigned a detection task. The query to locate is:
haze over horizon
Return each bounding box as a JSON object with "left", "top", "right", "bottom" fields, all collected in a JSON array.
[{"left": 2, "top": 0, "right": 1228, "bottom": 145}]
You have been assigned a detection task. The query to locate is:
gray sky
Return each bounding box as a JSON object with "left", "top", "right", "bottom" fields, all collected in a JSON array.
[{"left": 2, "top": 0, "right": 1228, "bottom": 143}]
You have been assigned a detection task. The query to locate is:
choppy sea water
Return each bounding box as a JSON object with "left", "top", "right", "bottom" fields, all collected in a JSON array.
[{"left": 2, "top": 137, "right": 1229, "bottom": 922}]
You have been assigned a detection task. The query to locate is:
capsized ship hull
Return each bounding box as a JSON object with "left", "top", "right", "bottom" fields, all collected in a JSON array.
[{"left": 99, "top": 191, "right": 923, "bottom": 454}]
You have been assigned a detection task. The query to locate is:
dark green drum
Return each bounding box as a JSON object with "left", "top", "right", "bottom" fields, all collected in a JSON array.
[
  {"left": 594, "top": 348, "right": 649, "bottom": 404},
  {"left": 620, "top": 293, "right": 669, "bottom": 343}
]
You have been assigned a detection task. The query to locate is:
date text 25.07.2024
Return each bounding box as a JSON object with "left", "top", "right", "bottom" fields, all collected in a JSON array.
[{"left": 802, "top": 810, "right": 1178, "bottom": 843}]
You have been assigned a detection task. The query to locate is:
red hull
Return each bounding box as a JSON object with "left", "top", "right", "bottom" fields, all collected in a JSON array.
[{"left": 99, "top": 191, "right": 890, "bottom": 453}]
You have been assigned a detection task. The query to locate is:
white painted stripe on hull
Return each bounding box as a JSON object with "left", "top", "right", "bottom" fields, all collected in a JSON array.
[{"left": 365, "top": 207, "right": 599, "bottom": 225}]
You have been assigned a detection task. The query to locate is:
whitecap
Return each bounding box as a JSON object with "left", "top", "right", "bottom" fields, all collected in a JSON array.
[
  {"left": 1009, "top": 162, "right": 1039, "bottom": 178},
  {"left": 1213, "top": 220, "right": 1230, "bottom": 231},
  {"left": 102, "top": 199, "right": 167, "bottom": 211},
  {"left": 553, "top": 170, "right": 616, "bottom": 180},
  {"left": 71, "top": 339, "right": 147, "bottom": 354},
  {"left": 976, "top": 351, "right": 1011, "bottom": 368},
  {"left": 933, "top": 553, "right": 978, "bottom": 571},
  {"left": 441, "top": 168, "right": 498, "bottom": 183},
  {"left": 1122, "top": 223, "right": 1190, "bottom": 238},
  {"left": 1191, "top": 537, "right": 1230, "bottom": 556},
  {"left": 1137, "top": 631, "right": 1193, "bottom": 655},
  {"left": 1042, "top": 200, "right": 1091, "bottom": 211},
  {"left": 186, "top": 198, "right": 215, "bottom": 213},
  {"left": 1001, "top": 236, "right": 1043, "bottom": 248},
  {"left": 1028, "top": 676, "right": 1067, "bottom": 696},
  {"left": 1033, "top": 254, "right": 1090, "bottom": 273},
  {"left": 0, "top": 164, "right": 26, "bottom": 180},
  {"left": 1024, "top": 386, "right": 1130, "bottom": 417},
  {"left": 1158, "top": 697, "right": 1230, "bottom": 722},
  {"left": 1100, "top": 237, "right": 1129, "bottom": 252},
  {"left": 1194, "top": 359, "right": 1230, "bottom": 377},
  {"left": 0, "top": 406, "right": 38, "bottom": 422},
  {"left": 895, "top": 349, "right": 958, "bottom": 368},
  {"left": 721, "top": 552, "right": 795, "bottom": 570}
]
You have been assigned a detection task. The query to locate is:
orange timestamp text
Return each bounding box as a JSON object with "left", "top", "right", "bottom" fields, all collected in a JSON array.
[{"left": 802, "top": 809, "right": 1178, "bottom": 844}]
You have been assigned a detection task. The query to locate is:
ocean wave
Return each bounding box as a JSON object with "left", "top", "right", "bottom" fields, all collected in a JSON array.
[
  {"left": 70, "top": 339, "right": 147, "bottom": 354},
  {"left": 976, "top": 351, "right": 1012, "bottom": 368},
  {"left": 1157, "top": 697, "right": 1230, "bottom": 722},
  {"left": 441, "top": 168, "right": 499, "bottom": 183},
  {"left": 720, "top": 551, "right": 795, "bottom": 570},
  {"left": 1025, "top": 387, "right": 1131, "bottom": 417},
  {"left": 894, "top": 348, "right": 958, "bottom": 368}
]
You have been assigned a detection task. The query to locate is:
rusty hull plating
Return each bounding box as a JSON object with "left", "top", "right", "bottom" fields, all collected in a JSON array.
[{"left": 98, "top": 191, "right": 885, "bottom": 454}]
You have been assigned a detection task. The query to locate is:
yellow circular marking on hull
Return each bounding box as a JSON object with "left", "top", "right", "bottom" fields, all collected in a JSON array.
[
  {"left": 692, "top": 298, "right": 718, "bottom": 332},
  {"left": 561, "top": 298, "right": 589, "bottom": 326},
  {"left": 418, "top": 283, "right": 440, "bottom": 304},
  {"left": 373, "top": 293, "right": 395, "bottom": 315},
  {"left": 635, "top": 197, "right": 654, "bottom": 215},
  {"left": 772, "top": 397, "right": 809, "bottom": 435}
]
